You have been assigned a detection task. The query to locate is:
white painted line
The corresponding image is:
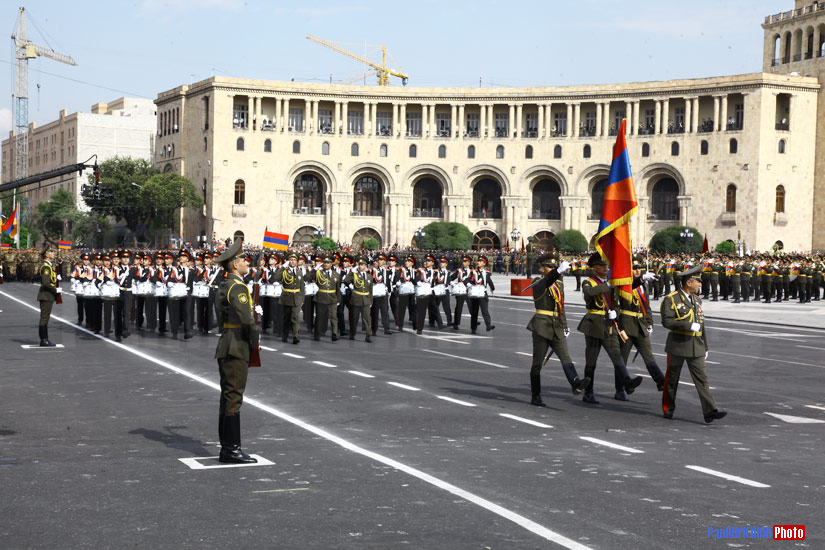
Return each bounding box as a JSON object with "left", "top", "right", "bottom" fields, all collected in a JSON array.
[
  {"left": 706, "top": 360, "right": 720, "bottom": 365},
  {"left": 798, "top": 345, "right": 825, "bottom": 351},
  {"left": 179, "top": 454, "right": 274, "bottom": 470},
  {"left": 347, "top": 370, "right": 375, "bottom": 378},
  {"left": 436, "top": 395, "right": 477, "bottom": 407},
  {"left": 764, "top": 412, "right": 825, "bottom": 424},
  {"left": 424, "top": 349, "right": 509, "bottom": 369},
  {"left": 0, "top": 289, "right": 593, "bottom": 550},
  {"left": 421, "top": 329, "right": 492, "bottom": 339},
  {"left": 415, "top": 333, "right": 469, "bottom": 344},
  {"left": 580, "top": 436, "right": 644, "bottom": 454},
  {"left": 387, "top": 381, "right": 421, "bottom": 391},
  {"left": 500, "top": 413, "right": 553, "bottom": 429},
  {"left": 632, "top": 372, "right": 714, "bottom": 389},
  {"left": 260, "top": 345, "right": 277, "bottom": 352},
  {"left": 282, "top": 352, "right": 305, "bottom": 359},
  {"left": 685, "top": 465, "right": 770, "bottom": 488},
  {"left": 805, "top": 405, "right": 825, "bottom": 411},
  {"left": 21, "top": 344, "right": 65, "bottom": 349},
  {"left": 516, "top": 351, "right": 532, "bottom": 357},
  {"left": 313, "top": 361, "right": 337, "bottom": 368}
]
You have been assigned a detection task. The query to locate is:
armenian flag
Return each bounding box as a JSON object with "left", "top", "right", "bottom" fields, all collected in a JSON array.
[
  {"left": 594, "top": 120, "right": 637, "bottom": 301},
  {"left": 262, "top": 230, "right": 288, "bottom": 251},
  {"left": 58, "top": 240, "right": 73, "bottom": 250},
  {"left": 1, "top": 206, "right": 18, "bottom": 238},
  {"left": 0, "top": 243, "right": 10, "bottom": 248}
]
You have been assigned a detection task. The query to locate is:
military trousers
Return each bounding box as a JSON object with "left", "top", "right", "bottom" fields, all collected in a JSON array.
[
  {"left": 469, "top": 296, "right": 492, "bottom": 332},
  {"left": 218, "top": 357, "right": 249, "bottom": 417},
  {"left": 396, "top": 294, "right": 417, "bottom": 330},
  {"left": 76, "top": 295, "right": 85, "bottom": 324},
  {"left": 416, "top": 295, "right": 444, "bottom": 331},
  {"left": 115, "top": 291, "right": 132, "bottom": 338},
  {"left": 761, "top": 278, "right": 773, "bottom": 302},
  {"left": 583, "top": 334, "right": 633, "bottom": 394},
  {"left": 663, "top": 354, "right": 717, "bottom": 418},
  {"left": 349, "top": 304, "right": 371, "bottom": 338},
  {"left": 434, "top": 293, "right": 452, "bottom": 325},
  {"left": 314, "top": 301, "right": 338, "bottom": 338},
  {"left": 303, "top": 295, "right": 315, "bottom": 332},
  {"left": 619, "top": 333, "right": 664, "bottom": 389},
  {"left": 281, "top": 304, "right": 301, "bottom": 339},
  {"left": 530, "top": 331, "right": 577, "bottom": 385},
  {"left": 729, "top": 276, "right": 741, "bottom": 302},
  {"left": 370, "top": 295, "right": 390, "bottom": 334},
  {"left": 453, "top": 295, "right": 467, "bottom": 327},
  {"left": 740, "top": 276, "right": 751, "bottom": 301},
  {"left": 196, "top": 297, "right": 210, "bottom": 333},
  {"left": 39, "top": 299, "right": 53, "bottom": 327}
]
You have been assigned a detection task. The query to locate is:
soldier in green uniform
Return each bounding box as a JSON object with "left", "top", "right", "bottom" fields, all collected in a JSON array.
[
  {"left": 728, "top": 260, "right": 741, "bottom": 303},
  {"left": 577, "top": 253, "right": 643, "bottom": 404},
  {"left": 813, "top": 257, "right": 823, "bottom": 301},
  {"left": 37, "top": 246, "right": 59, "bottom": 347},
  {"left": 660, "top": 265, "right": 726, "bottom": 423},
  {"left": 526, "top": 253, "right": 590, "bottom": 406},
  {"left": 274, "top": 251, "right": 304, "bottom": 344},
  {"left": 310, "top": 255, "right": 341, "bottom": 341},
  {"left": 617, "top": 256, "right": 665, "bottom": 400},
  {"left": 343, "top": 256, "right": 373, "bottom": 342},
  {"left": 740, "top": 259, "right": 752, "bottom": 301},
  {"left": 214, "top": 239, "right": 260, "bottom": 463}
]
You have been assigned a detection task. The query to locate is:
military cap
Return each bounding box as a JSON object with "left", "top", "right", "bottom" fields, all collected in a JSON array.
[
  {"left": 377, "top": 253, "right": 387, "bottom": 261},
  {"left": 81, "top": 253, "right": 91, "bottom": 260},
  {"left": 102, "top": 253, "right": 111, "bottom": 261},
  {"left": 438, "top": 256, "right": 448, "bottom": 263},
  {"left": 343, "top": 255, "right": 355, "bottom": 264},
  {"left": 477, "top": 255, "right": 488, "bottom": 266},
  {"left": 178, "top": 250, "right": 191, "bottom": 260},
  {"left": 632, "top": 254, "right": 644, "bottom": 269},
  {"left": 388, "top": 254, "right": 398, "bottom": 262},
  {"left": 214, "top": 238, "right": 245, "bottom": 266},
  {"left": 120, "top": 250, "right": 131, "bottom": 258},
  {"left": 313, "top": 254, "right": 323, "bottom": 263},
  {"left": 537, "top": 252, "right": 559, "bottom": 267},
  {"left": 404, "top": 255, "right": 416, "bottom": 267},
  {"left": 587, "top": 252, "right": 607, "bottom": 267},
  {"left": 164, "top": 252, "right": 174, "bottom": 260},
  {"left": 286, "top": 251, "right": 298, "bottom": 260},
  {"left": 462, "top": 255, "right": 472, "bottom": 263},
  {"left": 357, "top": 256, "right": 368, "bottom": 265},
  {"left": 679, "top": 264, "right": 703, "bottom": 282},
  {"left": 425, "top": 254, "right": 436, "bottom": 263},
  {"left": 323, "top": 255, "right": 333, "bottom": 263}
]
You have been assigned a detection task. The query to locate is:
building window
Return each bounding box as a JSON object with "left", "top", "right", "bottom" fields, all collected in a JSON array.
[
  {"left": 642, "top": 143, "right": 650, "bottom": 157},
  {"left": 644, "top": 109, "right": 655, "bottom": 132},
  {"left": 584, "top": 111, "right": 596, "bottom": 135},
  {"left": 725, "top": 184, "right": 737, "bottom": 212},
  {"left": 234, "top": 180, "right": 245, "bottom": 205},
  {"left": 554, "top": 145, "right": 562, "bottom": 158},
  {"left": 651, "top": 178, "right": 679, "bottom": 220},
  {"left": 435, "top": 113, "right": 451, "bottom": 137},
  {"left": 406, "top": 112, "right": 421, "bottom": 136},
  {"left": 293, "top": 173, "right": 324, "bottom": 213},
  {"left": 289, "top": 107, "right": 304, "bottom": 132},
  {"left": 467, "top": 145, "right": 475, "bottom": 159},
  {"left": 700, "top": 140, "right": 708, "bottom": 155},
  {"left": 496, "top": 145, "right": 504, "bottom": 159},
  {"left": 353, "top": 176, "right": 383, "bottom": 216},
  {"left": 671, "top": 142, "right": 679, "bottom": 156},
  {"left": 438, "top": 144, "right": 447, "bottom": 158},
  {"left": 233, "top": 103, "right": 248, "bottom": 129},
  {"left": 318, "top": 109, "right": 333, "bottom": 134},
  {"left": 380, "top": 144, "right": 388, "bottom": 157},
  {"left": 321, "top": 142, "right": 330, "bottom": 155},
  {"left": 409, "top": 144, "right": 417, "bottom": 158},
  {"left": 494, "top": 113, "right": 509, "bottom": 137},
  {"left": 553, "top": 112, "right": 567, "bottom": 136},
  {"left": 293, "top": 140, "right": 300, "bottom": 154},
  {"left": 778, "top": 139, "right": 786, "bottom": 154},
  {"left": 583, "top": 144, "right": 591, "bottom": 158},
  {"left": 236, "top": 137, "right": 244, "bottom": 151},
  {"left": 351, "top": 143, "right": 359, "bottom": 157},
  {"left": 204, "top": 137, "right": 208, "bottom": 151},
  {"left": 776, "top": 185, "right": 786, "bottom": 213},
  {"left": 465, "top": 113, "right": 479, "bottom": 137},
  {"left": 590, "top": 179, "right": 608, "bottom": 219},
  {"left": 202, "top": 95, "right": 209, "bottom": 130},
  {"left": 348, "top": 110, "right": 364, "bottom": 135},
  {"left": 525, "top": 113, "right": 538, "bottom": 137},
  {"left": 376, "top": 111, "right": 393, "bottom": 136},
  {"left": 729, "top": 138, "right": 738, "bottom": 154},
  {"left": 525, "top": 145, "right": 533, "bottom": 159},
  {"left": 264, "top": 139, "right": 272, "bottom": 153}
]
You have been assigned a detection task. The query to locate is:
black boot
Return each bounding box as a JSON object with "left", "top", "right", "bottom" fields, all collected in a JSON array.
[
  {"left": 219, "top": 414, "right": 257, "bottom": 464},
  {"left": 562, "top": 363, "right": 590, "bottom": 395},
  {"left": 39, "top": 325, "right": 49, "bottom": 347},
  {"left": 529, "top": 374, "right": 545, "bottom": 407}
]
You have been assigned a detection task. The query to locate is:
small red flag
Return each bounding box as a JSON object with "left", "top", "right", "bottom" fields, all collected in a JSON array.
[{"left": 702, "top": 234, "right": 709, "bottom": 253}]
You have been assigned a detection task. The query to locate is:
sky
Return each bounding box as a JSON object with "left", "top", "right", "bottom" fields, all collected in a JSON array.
[{"left": 0, "top": 0, "right": 785, "bottom": 137}]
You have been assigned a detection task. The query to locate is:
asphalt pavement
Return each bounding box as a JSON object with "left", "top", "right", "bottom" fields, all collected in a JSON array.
[{"left": 1, "top": 282, "right": 823, "bottom": 549}]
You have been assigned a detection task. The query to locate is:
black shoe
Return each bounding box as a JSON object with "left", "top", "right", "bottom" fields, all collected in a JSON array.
[
  {"left": 530, "top": 395, "right": 546, "bottom": 407},
  {"left": 365, "top": 336, "right": 372, "bottom": 343},
  {"left": 313, "top": 335, "right": 320, "bottom": 341},
  {"left": 171, "top": 332, "right": 178, "bottom": 339},
  {"left": 582, "top": 392, "right": 599, "bottom": 404},
  {"left": 184, "top": 332, "right": 193, "bottom": 339},
  {"left": 416, "top": 329, "right": 423, "bottom": 335},
  {"left": 331, "top": 334, "right": 339, "bottom": 342},
  {"left": 614, "top": 390, "right": 628, "bottom": 401},
  {"left": 281, "top": 336, "right": 288, "bottom": 343},
  {"left": 486, "top": 325, "right": 495, "bottom": 331},
  {"left": 452, "top": 324, "right": 459, "bottom": 330},
  {"left": 624, "top": 376, "right": 643, "bottom": 394},
  {"left": 657, "top": 381, "right": 664, "bottom": 392},
  {"left": 704, "top": 410, "right": 727, "bottom": 424},
  {"left": 115, "top": 336, "right": 122, "bottom": 343},
  {"left": 571, "top": 376, "right": 590, "bottom": 395},
  {"left": 471, "top": 329, "right": 477, "bottom": 335},
  {"left": 384, "top": 329, "right": 393, "bottom": 335},
  {"left": 429, "top": 323, "right": 435, "bottom": 328},
  {"left": 39, "top": 340, "right": 51, "bottom": 347},
  {"left": 349, "top": 335, "right": 355, "bottom": 340},
  {"left": 663, "top": 411, "right": 674, "bottom": 419},
  {"left": 292, "top": 337, "right": 300, "bottom": 345},
  {"left": 218, "top": 446, "right": 257, "bottom": 464}
]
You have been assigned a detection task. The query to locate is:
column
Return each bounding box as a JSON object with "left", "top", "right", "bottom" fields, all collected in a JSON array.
[
  {"left": 545, "top": 103, "right": 554, "bottom": 137},
  {"left": 595, "top": 103, "right": 603, "bottom": 137},
  {"left": 684, "top": 97, "right": 692, "bottom": 133},
  {"left": 392, "top": 103, "right": 399, "bottom": 136},
  {"left": 400, "top": 103, "right": 407, "bottom": 136},
  {"left": 537, "top": 104, "right": 544, "bottom": 139},
  {"left": 488, "top": 104, "right": 495, "bottom": 137},
  {"left": 572, "top": 103, "right": 580, "bottom": 138},
  {"left": 654, "top": 100, "right": 661, "bottom": 135},
  {"left": 247, "top": 96, "right": 253, "bottom": 130},
  {"left": 691, "top": 98, "right": 699, "bottom": 134},
  {"left": 430, "top": 104, "right": 437, "bottom": 135},
  {"left": 712, "top": 96, "right": 720, "bottom": 133},
  {"left": 508, "top": 104, "right": 515, "bottom": 138},
  {"left": 450, "top": 104, "right": 457, "bottom": 139},
  {"left": 274, "top": 98, "right": 281, "bottom": 131},
  {"left": 720, "top": 95, "right": 728, "bottom": 131},
  {"left": 604, "top": 102, "right": 612, "bottom": 136},
  {"left": 632, "top": 101, "right": 640, "bottom": 135},
  {"left": 311, "top": 100, "right": 319, "bottom": 134},
  {"left": 283, "top": 99, "right": 290, "bottom": 131},
  {"left": 333, "top": 102, "right": 340, "bottom": 135},
  {"left": 515, "top": 104, "right": 523, "bottom": 138},
  {"left": 479, "top": 103, "right": 486, "bottom": 139},
  {"left": 422, "top": 104, "right": 429, "bottom": 137},
  {"left": 625, "top": 102, "right": 632, "bottom": 135},
  {"left": 342, "top": 102, "right": 348, "bottom": 135},
  {"left": 566, "top": 103, "right": 573, "bottom": 138},
  {"left": 816, "top": 27, "right": 822, "bottom": 58},
  {"left": 458, "top": 104, "right": 465, "bottom": 139},
  {"left": 662, "top": 98, "right": 670, "bottom": 134},
  {"left": 788, "top": 94, "right": 795, "bottom": 130},
  {"left": 372, "top": 103, "right": 378, "bottom": 135}
]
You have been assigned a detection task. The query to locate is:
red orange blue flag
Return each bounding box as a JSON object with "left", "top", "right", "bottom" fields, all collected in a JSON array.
[
  {"left": 594, "top": 120, "right": 638, "bottom": 301},
  {"left": 263, "top": 230, "right": 288, "bottom": 251},
  {"left": 2, "top": 206, "right": 18, "bottom": 237}
]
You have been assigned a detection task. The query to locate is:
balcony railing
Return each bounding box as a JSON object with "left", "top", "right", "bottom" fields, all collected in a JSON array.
[
  {"left": 292, "top": 207, "right": 325, "bottom": 215},
  {"left": 726, "top": 122, "right": 743, "bottom": 131},
  {"left": 494, "top": 128, "right": 509, "bottom": 138},
  {"left": 412, "top": 208, "right": 442, "bottom": 218},
  {"left": 776, "top": 122, "right": 790, "bottom": 131},
  {"left": 351, "top": 209, "right": 383, "bottom": 217},
  {"left": 638, "top": 126, "right": 655, "bottom": 135},
  {"left": 579, "top": 127, "right": 597, "bottom": 137},
  {"left": 529, "top": 210, "right": 561, "bottom": 220},
  {"left": 318, "top": 124, "right": 334, "bottom": 135},
  {"left": 471, "top": 210, "right": 502, "bottom": 219},
  {"left": 667, "top": 125, "right": 685, "bottom": 134},
  {"left": 464, "top": 129, "right": 480, "bottom": 138},
  {"left": 521, "top": 130, "right": 539, "bottom": 138}
]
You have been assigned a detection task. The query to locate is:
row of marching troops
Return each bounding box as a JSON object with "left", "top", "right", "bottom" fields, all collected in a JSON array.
[{"left": 65, "top": 248, "right": 498, "bottom": 343}]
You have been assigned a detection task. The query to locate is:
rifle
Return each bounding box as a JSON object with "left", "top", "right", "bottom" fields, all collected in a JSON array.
[
  {"left": 542, "top": 347, "right": 555, "bottom": 366},
  {"left": 54, "top": 248, "right": 63, "bottom": 305},
  {"left": 248, "top": 250, "right": 262, "bottom": 368}
]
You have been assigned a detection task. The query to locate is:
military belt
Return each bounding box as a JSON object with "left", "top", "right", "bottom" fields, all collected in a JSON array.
[
  {"left": 319, "top": 289, "right": 337, "bottom": 293},
  {"left": 535, "top": 309, "right": 558, "bottom": 317},
  {"left": 223, "top": 323, "right": 242, "bottom": 328},
  {"left": 621, "top": 311, "right": 643, "bottom": 318},
  {"left": 671, "top": 329, "right": 702, "bottom": 337},
  {"left": 354, "top": 290, "right": 370, "bottom": 296},
  {"left": 586, "top": 309, "right": 606, "bottom": 315},
  {"left": 282, "top": 288, "right": 301, "bottom": 292}
]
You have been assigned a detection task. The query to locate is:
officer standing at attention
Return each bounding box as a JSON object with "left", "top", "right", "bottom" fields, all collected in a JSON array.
[
  {"left": 310, "top": 255, "right": 341, "bottom": 341},
  {"left": 660, "top": 265, "right": 726, "bottom": 423},
  {"left": 343, "top": 256, "right": 373, "bottom": 342},
  {"left": 274, "top": 251, "right": 304, "bottom": 344},
  {"left": 214, "top": 238, "right": 261, "bottom": 464},
  {"left": 37, "top": 246, "right": 60, "bottom": 347},
  {"left": 526, "top": 253, "right": 590, "bottom": 406}
]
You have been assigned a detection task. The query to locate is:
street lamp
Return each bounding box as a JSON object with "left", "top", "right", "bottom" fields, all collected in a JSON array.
[
  {"left": 510, "top": 228, "right": 521, "bottom": 250},
  {"left": 314, "top": 226, "right": 325, "bottom": 240},
  {"left": 414, "top": 227, "right": 426, "bottom": 249},
  {"left": 679, "top": 229, "right": 694, "bottom": 252}
]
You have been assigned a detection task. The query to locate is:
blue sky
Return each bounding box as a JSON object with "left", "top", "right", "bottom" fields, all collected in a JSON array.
[{"left": 1, "top": 0, "right": 783, "bottom": 136}]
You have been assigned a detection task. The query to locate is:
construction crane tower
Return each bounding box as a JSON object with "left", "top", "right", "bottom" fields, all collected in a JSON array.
[{"left": 306, "top": 34, "right": 408, "bottom": 86}]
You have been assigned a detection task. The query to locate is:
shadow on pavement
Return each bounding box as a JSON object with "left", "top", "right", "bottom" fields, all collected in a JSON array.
[{"left": 129, "top": 426, "right": 212, "bottom": 456}]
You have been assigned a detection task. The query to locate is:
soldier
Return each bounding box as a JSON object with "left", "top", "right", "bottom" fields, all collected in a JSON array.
[
  {"left": 661, "top": 266, "right": 726, "bottom": 423},
  {"left": 451, "top": 255, "right": 472, "bottom": 330},
  {"left": 337, "top": 255, "right": 354, "bottom": 336},
  {"left": 115, "top": 250, "right": 135, "bottom": 342},
  {"left": 577, "top": 252, "right": 644, "bottom": 404},
  {"left": 71, "top": 253, "right": 90, "bottom": 325},
  {"left": 274, "top": 251, "right": 304, "bottom": 344},
  {"left": 386, "top": 254, "right": 399, "bottom": 319},
  {"left": 415, "top": 254, "right": 443, "bottom": 334},
  {"left": 433, "top": 256, "right": 453, "bottom": 326},
  {"left": 343, "top": 256, "right": 373, "bottom": 342},
  {"left": 526, "top": 253, "right": 590, "bottom": 406},
  {"left": 700, "top": 256, "right": 712, "bottom": 299},
  {"left": 370, "top": 254, "right": 393, "bottom": 336},
  {"left": 617, "top": 256, "right": 665, "bottom": 399},
  {"left": 37, "top": 246, "right": 59, "bottom": 347},
  {"left": 740, "top": 258, "right": 752, "bottom": 302},
  {"left": 310, "top": 255, "right": 340, "bottom": 341},
  {"left": 813, "top": 257, "right": 823, "bottom": 301},
  {"left": 728, "top": 260, "right": 741, "bottom": 304},
  {"left": 503, "top": 252, "right": 511, "bottom": 275},
  {"left": 468, "top": 256, "right": 495, "bottom": 334},
  {"left": 394, "top": 255, "right": 418, "bottom": 332},
  {"left": 214, "top": 238, "right": 260, "bottom": 464},
  {"left": 303, "top": 254, "right": 321, "bottom": 333},
  {"left": 571, "top": 257, "right": 583, "bottom": 291},
  {"left": 663, "top": 256, "right": 675, "bottom": 296},
  {"left": 101, "top": 254, "right": 118, "bottom": 336}
]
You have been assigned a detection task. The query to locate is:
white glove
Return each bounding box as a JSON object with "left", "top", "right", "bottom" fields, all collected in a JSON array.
[
  {"left": 690, "top": 322, "right": 701, "bottom": 332},
  {"left": 705, "top": 351, "right": 709, "bottom": 360},
  {"left": 57, "top": 275, "right": 62, "bottom": 281},
  {"left": 254, "top": 305, "right": 263, "bottom": 315},
  {"left": 557, "top": 261, "right": 570, "bottom": 274},
  {"left": 564, "top": 328, "right": 570, "bottom": 338},
  {"left": 642, "top": 272, "right": 656, "bottom": 282},
  {"left": 56, "top": 287, "right": 62, "bottom": 294},
  {"left": 646, "top": 325, "right": 653, "bottom": 334},
  {"left": 608, "top": 310, "right": 617, "bottom": 320}
]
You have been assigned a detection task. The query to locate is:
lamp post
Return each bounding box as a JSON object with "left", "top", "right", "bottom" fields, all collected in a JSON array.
[
  {"left": 314, "top": 226, "right": 325, "bottom": 241},
  {"left": 414, "top": 227, "right": 426, "bottom": 249},
  {"left": 509, "top": 228, "right": 521, "bottom": 251},
  {"left": 679, "top": 229, "right": 694, "bottom": 252}
]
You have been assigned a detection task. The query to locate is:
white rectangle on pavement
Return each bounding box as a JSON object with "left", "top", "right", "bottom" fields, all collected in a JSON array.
[
  {"left": 179, "top": 454, "right": 274, "bottom": 470},
  {"left": 21, "top": 344, "right": 64, "bottom": 349},
  {"left": 260, "top": 346, "right": 277, "bottom": 352},
  {"left": 764, "top": 412, "right": 825, "bottom": 424},
  {"left": 805, "top": 405, "right": 825, "bottom": 411},
  {"left": 436, "top": 395, "right": 477, "bottom": 407},
  {"left": 387, "top": 381, "right": 420, "bottom": 391},
  {"left": 313, "top": 361, "right": 337, "bottom": 368},
  {"left": 580, "top": 436, "right": 644, "bottom": 454},
  {"left": 282, "top": 353, "right": 304, "bottom": 359},
  {"left": 347, "top": 370, "right": 375, "bottom": 378},
  {"left": 424, "top": 349, "right": 509, "bottom": 369},
  {"left": 685, "top": 465, "right": 770, "bottom": 488},
  {"left": 500, "top": 413, "right": 553, "bottom": 429}
]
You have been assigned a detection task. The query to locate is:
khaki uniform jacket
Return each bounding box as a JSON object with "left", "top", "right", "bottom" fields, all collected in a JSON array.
[
  {"left": 215, "top": 273, "right": 260, "bottom": 362},
  {"left": 274, "top": 266, "right": 305, "bottom": 306},
  {"left": 343, "top": 270, "right": 373, "bottom": 307},
  {"left": 577, "top": 277, "right": 618, "bottom": 340},
  {"left": 310, "top": 268, "right": 341, "bottom": 305},
  {"left": 660, "top": 289, "right": 708, "bottom": 358},
  {"left": 526, "top": 271, "right": 567, "bottom": 340},
  {"left": 38, "top": 261, "right": 57, "bottom": 302},
  {"left": 618, "top": 277, "right": 653, "bottom": 338}
]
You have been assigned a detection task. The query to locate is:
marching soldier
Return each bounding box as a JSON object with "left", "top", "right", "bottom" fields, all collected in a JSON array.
[
  {"left": 468, "top": 256, "right": 495, "bottom": 334},
  {"left": 274, "top": 251, "right": 304, "bottom": 344},
  {"left": 451, "top": 255, "right": 472, "bottom": 330},
  {"left": 433, "top": 256, "right": 453, "bottom": 326},
  {"left": 37, "top": 246, "right": 59, "bottom": 347},
  {"left": 740, "top": 258, "right": 752, "bottom": 302},
  {"left": 661, "top": 265, "right": 726, "bottom": 423},
  {"left": 370, "top": 254, "right": 393, "bottom": 336},
  {"left": 310, "top": 255, "right": 340, "bottom": 341},
  {"left": 337, "top": 255, "right": 354, "bottom": 336},
  {"left": 526, "top": 253, "right": 590, "bottom": 406},
  {"left": 115, "top": 250, "right": 135, "bottom": 342},
  {"left": 415, "top": 254, "right": 444, "bottom": 334},
  {"left": 394, "top": 255, "right": 418, "bottom": 332},
  {"left": 343, "top": 256, "right": 373, "bottom": 342},
  {"left": 101, "top": 254, "right": 118, "bottom": 336},
  {"left": 572, "top": 258, "right": 583, "bottom": 291},
  {"left": 729, "top": 260, "right": 741, "bottom": 304},
  {"left": 71, "top": 253, "right": 90, "bottom": 325}
]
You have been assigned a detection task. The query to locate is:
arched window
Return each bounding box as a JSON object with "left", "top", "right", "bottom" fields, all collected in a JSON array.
[
  {"left": 351, "top": 143, "right": 359, "bottom": 156},
  {"left": 409, "top": 144, "right": 417, "bottom": 158},
  {"left": 380, "top": 144, "right": 388, "bottom": 157},
  {"left": 775, "top": 185, "right": 785, "bottom": 213},
  {"left": 532, "top": 230, "right": 555, "bottom": 250},
  {"left": 472, "top": 230, "right": 501, "bottom": 251},
  {"left": 729, "top": 138, "right": 738, "bottom": 154},
  {"left": 641, "top": 143, "right": 650, "bottom": 157},
  {"left": 352, "top": 227, "right": 382, "bottom": 248},
  {"left": 292, "top": 140, "right": 300, "bottom": 154},
  {"left": 583, "top": 144, "right": 591, "bottom": 158},
  {"left": 700, "top": 140, "right": 709, "bottom": 155},
  {"left": 353, "top": 176, "right": 383, "bottom": 216},
  {"left": 472, "top": 179, "right": 502, "bottom": 219},
  {"left": 671, "top": 142, "right": 679, "bottom": 156},
  {"left": 203, "top": 137, "right": 208, "bottom": 151},
  {"left": 467, "top": 145, "right": 475, "bottom": 159},
  {"left": 234, "top": 179, "right": 245, "bottom": 205},
  {"left": 590, "top": 179, "right": 608, "bottom": 218},
  {"left": 778, "top": 139, "right": 786, "bottom": 154},
  {"left": 438, "top": 144, "right": 447, "bottom": 158},
  {"left": 264, "top": 139, "right": 272, "bottom": 153},
  {"left": 531, "top": 179, "right": 561, "bottom": 219},
  {"left": 553, "top": 145, "right": 562, "bottom": 159},
  {"left": 413, "top": 177, "right": 443, "bottom": 217},
  {"left": 525, "top": 145, "right": 533, "bottom": 159},
  {"left": 496, "top": 145, "right": 504, "bottom": 159},
  {"left": 651, "top": 178, "right": 679, "bottom": 220},
  {"left": 291, "top": 226, "right": 317, "bottom": 245},
  {"left": 170, "top": 144, "right": 175, "bottom": 157},
  {"left": 293, "top": 173, "right": 324, "bottom": 213},
  {"left": 321, "top": 142, "right": 330, "bottom": 155},
  {"left": 725, "top": 184, "right": 737, "bottom": 212},
  {"left": 236, "top": 137, "right": 244, "bottom": 151}
]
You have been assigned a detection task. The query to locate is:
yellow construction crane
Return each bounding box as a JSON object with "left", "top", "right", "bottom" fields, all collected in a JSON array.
[{"left": 306, "top": 34, "right": 408, "bottom": 86}]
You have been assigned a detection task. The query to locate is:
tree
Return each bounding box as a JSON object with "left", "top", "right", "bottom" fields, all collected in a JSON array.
[
  {"left": 35, "top": 188, "right": 76, "bottom": 243},
  {"left": 553, "top": 229, "right": 588, "bottom": 253},
  {"left": 649, "top": 226, "right": 703, "bottom": 253},
  {"left": 138, "top": 172, "right": 203, "bottom": 247},
  {"left": 362, "top": 237, "right": 379, "bottom": 251},
  {"left": 419, "top": 222, "right": 473, "bottom": 250},
  {"left": 715, "top": 240, "right": 735, "bottom": 254},
  {"left": 312, "top": 237, "right": 337, "bottom": 251}
]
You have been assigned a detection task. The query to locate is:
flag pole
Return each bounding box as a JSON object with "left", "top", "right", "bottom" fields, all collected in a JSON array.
[{"left": 13, "top": 190, "right": 19, "bottom": 249}]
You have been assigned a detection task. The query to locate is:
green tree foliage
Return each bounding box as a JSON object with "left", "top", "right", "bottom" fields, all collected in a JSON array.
[
  {"left": 362, "top": 237, "right": 379, "bottom": 251},
  {"left": 715, "top": 240, "right": 735, "bottom": 254},
  {"left": 84, "top": 157, "right": 158, "bottom": 239},
  {"left": 313, "top": 237, "right": 337, "bottom": 251},
  {"left": 138, "top": 173, "right": 203, "bottom": 247},
  {"left": 649, "top": 226, "right": 703, "bottom": 253},
  {"left": 553, "top": 229, "right": 588, "bottom": 253},
  {"left": 1, "top": 196, "right": 39, "bottom": 247},
  {"left": 419, "top": 222, "right": 473, "bottom": 250},
  {"left": 35, "top": 188, "right": 75, "bottom": 243}
]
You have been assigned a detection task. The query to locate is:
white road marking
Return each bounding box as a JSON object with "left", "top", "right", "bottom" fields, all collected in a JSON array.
[
  {"left": 500, "top": 413, "right": 553, "bottom": 429},
  {"left": 415, "top": 333, "right": 470, "bottom": 344},
  {"left": 179, "top": 455, "right": 274, "bottom": 469},
  {"left": 421, "top": 329, "right": 492, "bottom": 339},
  {"left": 797, "top": 345, "right": 825, "bottom": 351},
  {"left": 282, "top": 352, "right": 304, "bottom": 359},
  {"left": 805, "top": 405, "right": 825, "bottom": 411},
  {"left": 631, "top": 372, "right": 714, "bottom": 389},
  {"left": 313, "top": 361, "right": 337, "bottom": 368},
  {"left": 347, "top": 370, "right": 375, "bottom": 378},
  {"left": 710, "top": 326, "right": 806, "bottom": 342},
  {"left": 685, "top": 465, "right": 770, "bottom": 488},
  {"left": 21, "top": 344, "right": 65, "bottom": 349},
  {"left": 764, "top": 412, "right": 825, "bottom": 424},
  {"left": 260, "top": 345, "right": 277, "bottom": 352},
  {"left": 387, "top": 381, "right": 421, "bottom": 391},
  {"left": 436, "top": 395, "right": 477, "bottom": 407},
  {"left": 424, "top": 349, "right": 509, "bottom": 369},
  {"left": 579, "top": 436, "right": 644, "bottom": 454},
  {"left": 1, "top": 289, "right": 594, "bottom": 549},
  {"left": 516, "top": 351, "right": 532, "bottom": 357}
]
